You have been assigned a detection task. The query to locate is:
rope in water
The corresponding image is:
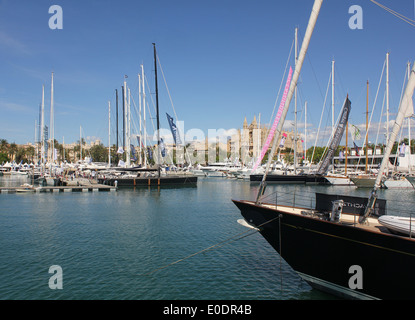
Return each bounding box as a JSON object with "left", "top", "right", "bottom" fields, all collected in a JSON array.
[{"left": 143, "top": 215, "right": 281, "bottom": 276}]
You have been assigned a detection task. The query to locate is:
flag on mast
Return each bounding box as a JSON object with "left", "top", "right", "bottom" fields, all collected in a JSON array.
[{"left": 166, "top": 113, "right": 182, "bottom": 145}]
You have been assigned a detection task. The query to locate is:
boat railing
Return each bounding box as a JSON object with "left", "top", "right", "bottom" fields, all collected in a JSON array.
[
  {"left": 258, "top": 187, "right": 415, "bottom": 232},
  {"left": 259, "top": 188, "right": 316, "bottom": 211}
]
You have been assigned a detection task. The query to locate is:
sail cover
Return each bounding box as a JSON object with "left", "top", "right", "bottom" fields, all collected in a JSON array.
[{"left": 316, "top": 97, "right": 351, "bottom": 175}]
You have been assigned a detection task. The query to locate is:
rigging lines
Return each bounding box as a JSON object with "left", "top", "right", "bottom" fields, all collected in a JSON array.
[{"left": 369, "top": 0, "right": 415, "bottom": 27}]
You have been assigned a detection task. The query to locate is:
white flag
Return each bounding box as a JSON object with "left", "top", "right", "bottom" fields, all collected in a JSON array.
[{"left": 349, "top": 124, "right": 361, "bottom": 141}]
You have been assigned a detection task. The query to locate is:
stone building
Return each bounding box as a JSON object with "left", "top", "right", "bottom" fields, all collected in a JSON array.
[{"left": 228, "top": 115, "right": 304, "bottom": 164}]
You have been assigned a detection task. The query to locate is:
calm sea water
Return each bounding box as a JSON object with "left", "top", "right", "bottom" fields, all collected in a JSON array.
[{"left": 1, "top": 174, "right": 413, "bottom": 300}]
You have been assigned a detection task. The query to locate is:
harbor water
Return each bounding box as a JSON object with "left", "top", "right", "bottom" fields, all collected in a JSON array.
[{"left": 1, "top": 174, "right": 412, "bottom": 300}]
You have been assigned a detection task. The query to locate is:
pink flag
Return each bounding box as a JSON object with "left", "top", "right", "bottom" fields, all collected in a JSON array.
[{"left": 251, "top": 67, "right": 293, "bottom": 173}]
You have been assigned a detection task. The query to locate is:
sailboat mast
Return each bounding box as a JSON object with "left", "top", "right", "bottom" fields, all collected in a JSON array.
[
  {"left": 256, "top": 0, "right": 323, "bottom": 203},
  {"left": 258, "top": 113, "right": 261, "bottom": 160},
  {"left": 108, "top": 100, "right": 111, "bottom": 167},
  {"left": 408, "top": 61, "right": 412, "bottom": 174},
  {"left": 37, "top": 102, "right": 40, "bottom": 163},
  {"left": 332, "top": 60, "right": 335, "bottom": 133},
  {"left": 50, "top": 72, "right": 54, "bottom": 164},
  {"left": 34, "top": 119, "right": 37, "bottom": 164},
  {"left": 122, "top": 84, "right": 125, "bottom": 159},
  {"left": 126, "top": 86, "right": 131, "bottom": 167},
  {"left": 115, "top": 89, "right": 119, "bottom": 163},
  {"left": 366, "top": 80, "right": 369, "bottom": 174},
  {"left": 41, "top": 85, "right": 45, "bottom": 165},
  {"left": 305, "top": 101, "right": 307, "bottom": 164},
  {"left": 80, "top": 125, "right": 82, "bottom": 161},
  {"left": 294, "top": 27, "right": 298, "bottom": 174},
  {"left": 153, "top": 43, "right": 161, "bottom": 177},
  {"left": 331, "top": 60, "right": 335, "bottom": 173},
  {"left": 386, "top": 52, "right": 390, "bottom": 146},
  {"left": 345, "top": 118, "right": 348, "bottom": 174},
  {"left": 138, "top": 74, "right": 142, "bottom": 165},
  {"left": 361, "top": 62, "right": 415, "bottom": 224},
  {"left": 141, "top": 64, "right": 147, "bottom": 167},
  {"left": 124, "top": 77, "right": 130, "bottom": 166}
]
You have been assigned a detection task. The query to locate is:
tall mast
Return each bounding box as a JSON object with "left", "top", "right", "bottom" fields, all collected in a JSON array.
[
  {"left": 345, "top": 118, "right": 348, "bottom": 174},
  {"left": 108, "top": 100, "right": 111, "bottom": 167},
  {"left": 294, "top": 27, "right": 298, "bottom": 174},
  {"left": 115, "top": 89, "right": 119, "bottom": 163},
  {"left": 153, "top": 43, "right": 161, "bottom": 177},
  {"left": 258, "top": 113, "right": 261, "bottom": 160},
  {"left": 332, "top": 60, "right": 335, "bottom": 133},
  {"left": 41, "top": 85, "right": 45, "bottom": 165},
  {"left": 331, "top": 60, "right": 335, "bottom": 173},
  {"left": 122, "top": 84, "right": 125, "bottom": 159},
  {"left": 80, "top": 125, "right": 82, "bottom": 161},
  {"left": 256, "top": 0, "right": 323, "bottom": 203},
  {"left": 34, "top": 119, "right": 37, "bottom": 163},
  {"left": 138, "top": 73, "right": 143, "bottom": 165},
  {"left": 366, "top": 80, "right": 369, "bottom": 174},
  {"left": 386, "top": 52, "right": 390, "bottom": 146},
  {"left": 37, "top": 101, "right": 40, "bottom": 163},
  {"left": 50, "top": 72, "right": 54, "bottom": 164},
  {"left": 123, "top": 77, "right": 130, "bottom": 165},
  {"left": 126, "top": 85, "right": 131, "bottom": 167},
  {"left": 305, "top": 101, "right": 307, "bottom": 164},
  {"left": 408, "top": 61, "right": 412, "bottom": 174},
  {"left": 141, "top": 64, "right": 147, "bottom": 167}
]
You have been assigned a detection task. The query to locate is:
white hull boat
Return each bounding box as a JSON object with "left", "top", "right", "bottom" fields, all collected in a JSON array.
[
  {"left": 324, "top": 174, "right": 354, "bottom": 186},
  {"left": 15, "top": 183, "right": 34, "bottom": 192},
  {"left": 379, "top": 215, "right": 415, "bottom": 237},
  {"left": 383, "top": 176, "right": 412, "bottom": 188}
]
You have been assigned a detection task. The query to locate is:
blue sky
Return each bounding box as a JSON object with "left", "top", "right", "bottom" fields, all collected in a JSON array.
[{"left": 1, "top": 0, "right": 414, "bottom": 148}]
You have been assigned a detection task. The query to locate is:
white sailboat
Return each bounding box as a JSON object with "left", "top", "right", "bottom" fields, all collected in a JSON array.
[{"left": 46, "top": 72, "right": 59, "bottom": 186}]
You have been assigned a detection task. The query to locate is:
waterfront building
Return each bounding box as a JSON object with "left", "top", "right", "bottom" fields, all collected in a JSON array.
[{"left": 227, "top": 115, "right": 304, "bottom": 164}]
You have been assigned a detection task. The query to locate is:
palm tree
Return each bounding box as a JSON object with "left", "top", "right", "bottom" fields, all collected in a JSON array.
[
  {"left": 25, "top": 146, "right": 35, "bottom": 162},
  {"left": 0, "top": 139, "right": 8, "bottom": 152},
  {"left": 9, "top": 143, "right": 17, "bottom": 161},
  {"left": 73, "top": 145, "right": 80, "bottom": 162}
]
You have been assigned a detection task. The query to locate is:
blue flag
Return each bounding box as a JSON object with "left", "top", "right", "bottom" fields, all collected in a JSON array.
[
  {"left": 353, "top": 142, "right": 360, "bottom": 154},
  {"left": 166, "top": 113, "right": 182, "bottom": 145},
  {"left": 160, "top": 138, "right": 166, "bottom": 157},
  {"left": 130, "top": 144, "right": 137, "bottom": 161}
]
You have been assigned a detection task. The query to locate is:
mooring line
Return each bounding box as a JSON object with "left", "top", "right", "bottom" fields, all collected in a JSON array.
[{"left": 142, "top": 215, "right": 281, "bottom": 276}]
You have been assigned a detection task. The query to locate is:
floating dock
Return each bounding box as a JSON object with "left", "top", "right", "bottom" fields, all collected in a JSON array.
[{"left": 0, "top": 184, "right": 116, "bottom": 193}]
